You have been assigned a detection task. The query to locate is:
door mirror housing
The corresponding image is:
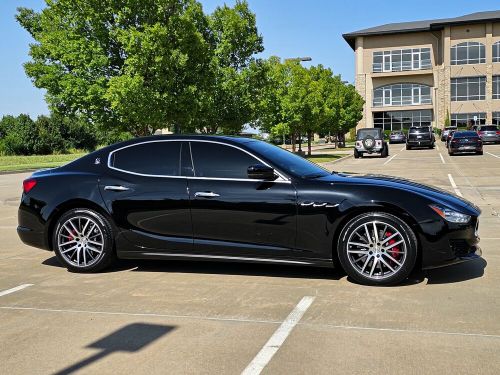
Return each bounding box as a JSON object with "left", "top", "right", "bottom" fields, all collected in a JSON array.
[{"left": 247, "top": 164, "right": 276, "bottom": 180}]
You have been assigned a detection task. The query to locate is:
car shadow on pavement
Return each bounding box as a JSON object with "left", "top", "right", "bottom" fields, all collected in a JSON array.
[
  {"left": 423, "top": 257, "right": 487, "bottom": 284},
  {"left": 53, "top": 323, "right": 175, "bottom": 375},
  {"left": 42, "top": 256, "right": 486, "bottom": 284}
]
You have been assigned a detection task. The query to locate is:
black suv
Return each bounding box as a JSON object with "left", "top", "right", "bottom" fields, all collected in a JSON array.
[
  {"left": 354, "top": 128, "right": 388, "bottom": 158},
  {"left": 406, "top": 126, "right": 435, "bottom": 150}
]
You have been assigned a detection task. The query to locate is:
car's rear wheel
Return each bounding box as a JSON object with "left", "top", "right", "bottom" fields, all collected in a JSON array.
[
  {"left": 477, "top": 150, "right": 483, "bottom": 155},
  {"left": 381, "top": 145, "right": 389, "bottom": 158},
  {"left": 354, "top": 149, "right": 360, "bottom": 159},
  {"left": 406, "top": 144, "right": 411, "bottom": 150},
  {"left": 53, "top": 208, "right": 115, "bottom": 272},
  {"left": 337, "top": 212, "right": 418, "bottom": 286}
]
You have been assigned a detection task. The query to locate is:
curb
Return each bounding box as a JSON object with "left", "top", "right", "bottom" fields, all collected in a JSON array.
[{"left": 329, "top": 154, "right": 353, "bottom": 164}]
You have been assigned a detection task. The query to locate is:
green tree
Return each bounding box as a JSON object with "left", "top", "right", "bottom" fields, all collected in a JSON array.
[
  {"left": 444, "top": 110, "right": 451, "bottom": 127},
  {"left": 17, "top": 0, "right": 214, "bottom": 136}
]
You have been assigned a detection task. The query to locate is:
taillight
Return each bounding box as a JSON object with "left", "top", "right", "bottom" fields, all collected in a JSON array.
[
  {"left": 23, "top": 179, "right": 37, "bottom": 193},
  {"left": 496, "top": 131, "right": 500, "bottom": 135}
]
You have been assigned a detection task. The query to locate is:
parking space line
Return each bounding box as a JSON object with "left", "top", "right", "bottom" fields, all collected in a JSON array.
[
  {"left": 436, "top": 144, "right": 440, "bottom": 151},
  {"left": 399, "top": 145, "right": 406, "bottom": 152},
  {"left": 485, "top": 151, "right": 500, "bottom": 159},
  {"left": 383, "top": 154, "right": 397, "bottom": 165},
  {"left": 241, "top": 296, "right": 315, "bottom": 375},
  {"left": 447, "top": 174, "right": 462, "bottom": 197},
  {"left": 0, "top": 284, "right": 33, "bottom": 297},
  {"left": 439, "top": 153, "right": 446, "bottom": 164}
]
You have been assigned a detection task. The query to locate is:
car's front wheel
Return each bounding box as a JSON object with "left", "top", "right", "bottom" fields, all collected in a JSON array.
[
  {"left": 337, "top": 212, "right": 418, "bottom": 286},
  {"left": 53, "top": 208, "right": 115, "bottom": 273}
]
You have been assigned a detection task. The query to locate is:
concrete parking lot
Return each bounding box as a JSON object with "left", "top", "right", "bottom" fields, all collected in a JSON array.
[{"left": 1, "top": 142, "right": 500, "bottom": 375}]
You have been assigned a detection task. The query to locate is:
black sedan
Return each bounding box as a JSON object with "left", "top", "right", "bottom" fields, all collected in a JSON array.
[
  {"left": 17, "top": 136, "right": 481, "bottom": 286},
  {"left": 448, "top": 131, "right": 483, "bottom": 156}
]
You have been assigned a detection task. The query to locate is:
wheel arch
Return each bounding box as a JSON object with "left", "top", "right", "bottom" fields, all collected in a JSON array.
[
  {"left": 332, "top": 203, "right": 423, "bottom": 269},
  {"left": 46, "top": 199, "right": 113, "bottom": 251}
]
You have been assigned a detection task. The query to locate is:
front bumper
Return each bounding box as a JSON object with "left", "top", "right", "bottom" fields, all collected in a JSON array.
[{"left": 420, "top": 216, "right": 481, "bottom": 269}]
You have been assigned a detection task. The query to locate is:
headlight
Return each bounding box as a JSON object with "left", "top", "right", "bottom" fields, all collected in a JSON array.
[{"left": 430, "top": 205, "right": 471, "bottom": 223}]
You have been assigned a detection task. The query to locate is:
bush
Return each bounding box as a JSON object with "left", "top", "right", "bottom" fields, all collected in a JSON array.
[{"left": 1, "top": 114, "right": 37, "bottom": 155}]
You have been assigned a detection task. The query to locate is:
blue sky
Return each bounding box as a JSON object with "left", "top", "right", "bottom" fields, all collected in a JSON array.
[{"left": 1, "top": 0, "right": 499, "bottom": 118}]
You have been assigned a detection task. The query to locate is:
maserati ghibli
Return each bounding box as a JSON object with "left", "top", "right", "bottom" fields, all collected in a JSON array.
[{"left": 17, "top": 136, "right": 481, "bottom": 285}]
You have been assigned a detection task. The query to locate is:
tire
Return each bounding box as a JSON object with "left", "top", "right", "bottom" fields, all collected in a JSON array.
[
  {"left": 337, "top": 212, "right": 418, "bottom": 286},
  {"left": 354, "top": 149, "right": 360, "bottom": 159},
  {"left": 406, "top": 144, "right": 411, "bottom": 150},
  {"left": 53, "top": 208, "right": 115, "bottom": 273},
  {"left": 477, "top": 150, "right": 483, "bottom": 155},
  {"left": 381, "top": 145, "right": 389, "bottom": 158},
  {"left": 448, "top": 150, "right": 454, "bottom": 156}
]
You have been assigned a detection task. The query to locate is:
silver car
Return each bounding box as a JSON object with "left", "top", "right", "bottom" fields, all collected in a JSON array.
[{"left": 477, "top": 125, "right": 500, "bottom": 143}]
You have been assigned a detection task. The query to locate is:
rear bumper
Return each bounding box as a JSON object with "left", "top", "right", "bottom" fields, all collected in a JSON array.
[
  {"left": 17, "top": 226, "right": 50, "bottom": 251},
  {"left": 449, "top": 145, "right": 482, "bottom": 153},
  {"left": 479, "top": 136, "right": 500, "bottom": 143},
  {"left": 407, "top": 139, "right": 433, "bottom": 146}
]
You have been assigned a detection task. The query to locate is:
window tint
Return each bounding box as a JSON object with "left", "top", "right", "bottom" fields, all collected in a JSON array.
[
  {"left": 454, "top": 132, "right": 478, "bottom": 138},
  {"left": 190, "top": 142, "right": 259, "bottom": 179},
  {"left": 111, "top": 141, "right": 181, "bottom": 176},
  {"left": 357, "top": 129, "right": 381, "bottom": 139},
  {"left": 479, "top": 125, "right": 498, "bottom": 131}
]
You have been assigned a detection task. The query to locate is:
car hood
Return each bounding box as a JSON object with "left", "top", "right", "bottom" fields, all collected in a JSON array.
[{"left": 325, "top": 172, "right": 480, "bottom": 216}]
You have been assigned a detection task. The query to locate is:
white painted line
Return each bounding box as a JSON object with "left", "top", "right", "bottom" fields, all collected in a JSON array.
[
  {"left": 447, "top": 174, "right": 462, "bottom": 197},
  {"left": 486, "top": 151, "right": 500, "bottom": 159},
  {"left": 436, "top": 144, "right": 440, "bottom": 151},
  {"left": 439, "top": 153, "right": 446, "bottom": 164},
  {"left": 241, "top": 296, "right": 315, "bottom": 375},
  {"left": 0, "top": 284, "right": 33, "bottom": 297},
  {"left": 399, "top": 145, "right": 406, "bottom": 152},
  {"left": 383, "top": 154, "right": 397, "bottom": 165}
]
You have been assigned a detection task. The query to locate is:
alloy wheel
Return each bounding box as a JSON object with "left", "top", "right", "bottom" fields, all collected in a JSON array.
[
  {"left": 57, "top": 216, "right": 104, "bottom": 268},
  {"left": 346, "top": 220, "right": 407, "bottom": 280}
]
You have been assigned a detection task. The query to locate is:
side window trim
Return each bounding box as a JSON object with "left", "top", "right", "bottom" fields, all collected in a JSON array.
[{"left": 107, "top": 139, "right": 290, "bottom": 182}]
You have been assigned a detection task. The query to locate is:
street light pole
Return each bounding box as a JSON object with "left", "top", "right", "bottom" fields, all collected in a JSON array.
[{"left": 284, "top": 57, "right": 312, "bottom": 154}]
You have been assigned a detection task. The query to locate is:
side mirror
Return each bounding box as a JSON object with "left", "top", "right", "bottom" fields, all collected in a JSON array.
[{"left": 247, "top": 164, "right": 276, "bottom": 181}]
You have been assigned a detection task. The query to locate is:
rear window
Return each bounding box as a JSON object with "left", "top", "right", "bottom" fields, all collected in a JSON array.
[
  {"left": 110, "top": 141, "right": 182, "bottom": 176},
  {"left": 357, "top": 129, "right": 380, "bottom": 139},
  {"left": 479, "top": 125, "right": 498, "bottom": 131},
  {"left": 409, "top": 127, "right": 430, "bottom": 134},
  {"left": 453, "top": 132, "right": 478, "bottom": 138}
]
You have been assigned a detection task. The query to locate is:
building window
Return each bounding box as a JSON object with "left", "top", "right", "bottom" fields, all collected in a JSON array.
[
  {"left": 451, "top": 76, "right": 486, "bottom": 101},
  {"left": 494, "top": 76, "right": 500, "bottom": 99},
  {"left": 493, "top": 42, "right": 500, "bottom": 63},
  {"left": 451, "top": 113, "right": 486, "bottom": 128},
  {"left": 451, "top": 42, "right": 485, "bottom": 65},
  {"left": 373, "top": 83, "right": 432, "bottom": 107},
  {"left": 373, "top": 48, "right": 431, "bottom": 73},
  {"left": 493, "top": 112, "right": 500, "bottom": 125},
  {"left": 373, "top": 110, "right": 432, "bottom": 131}
]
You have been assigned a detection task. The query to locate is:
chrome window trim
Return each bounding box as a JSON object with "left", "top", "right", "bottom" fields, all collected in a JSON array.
[{"left": 107, "top": 139, "right": 292, "bottom": 184}]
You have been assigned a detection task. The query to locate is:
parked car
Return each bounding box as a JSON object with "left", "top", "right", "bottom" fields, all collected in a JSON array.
[
  {"left": 448, "top": 131, "right": 483, "bottom": 156},
  {"left": 445, "top": 130, "right": 456, "bottom": 148},
  {"left": 406, "top": 126, "right": 435, "bottom": 149},
  {"left": 476, "top": 125, "right": 500, "bottom": 144},
  {"left": 441, "top": 126, "right": 458, "bottom": 141},
  {"left": 354, "top": 128, "right": 388, "bottom": 158},
  {"left": 17, "top": 136, "right": 481, "bottom": 286},
  {"left": 389, "top": 131, "right": 406, "bottom": 144}
]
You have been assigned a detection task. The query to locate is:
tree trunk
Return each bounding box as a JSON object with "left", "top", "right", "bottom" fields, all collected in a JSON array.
[
  {"left": 298, "top": 132, "right": 302, "bottom": 153},
  {"left": 291, "top": 132, "right": 296, "bottom": 153},
  {"left": 307, "top": 130, "right": 312, "bottom": 156}
]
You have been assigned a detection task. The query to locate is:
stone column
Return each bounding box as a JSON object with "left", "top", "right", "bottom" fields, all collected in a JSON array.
[{"left": 486, "top": 23, "right": 493, "bottom": 124}]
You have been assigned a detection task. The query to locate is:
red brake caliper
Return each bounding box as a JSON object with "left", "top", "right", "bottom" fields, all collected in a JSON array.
[{"left": 385, "top": 231, "right": 400, "bottom": 264}]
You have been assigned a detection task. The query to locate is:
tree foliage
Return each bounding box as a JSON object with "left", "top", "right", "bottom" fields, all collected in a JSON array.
[{"left": 17, "top": 0, "right": 263, "bottom": 136}]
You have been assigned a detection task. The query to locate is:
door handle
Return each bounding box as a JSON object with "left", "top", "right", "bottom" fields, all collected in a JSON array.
[
  {"left": 104, "top": 185, "right": 130, "bottom": 192},
  {"left": 194, "top": 191, "right": 220, "bottom": 198}
]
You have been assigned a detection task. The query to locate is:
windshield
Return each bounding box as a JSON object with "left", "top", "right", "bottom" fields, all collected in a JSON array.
[
  {"left": 357, "top": 129, "right": 380, "bottom": 140},
  {"left": 247, "top": 140, "right": 330, "bottom": 179}
]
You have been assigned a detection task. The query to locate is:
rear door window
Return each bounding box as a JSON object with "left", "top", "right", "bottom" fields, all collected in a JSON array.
[
  {"left": 190, "top": 142, "right": 259, "bottom": 179},
  {"left": 110, "top": 141, "right": 181, "bottom": 176},
  {"left": 479, "top": 125, "right": 498, "bottom": 131}
]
